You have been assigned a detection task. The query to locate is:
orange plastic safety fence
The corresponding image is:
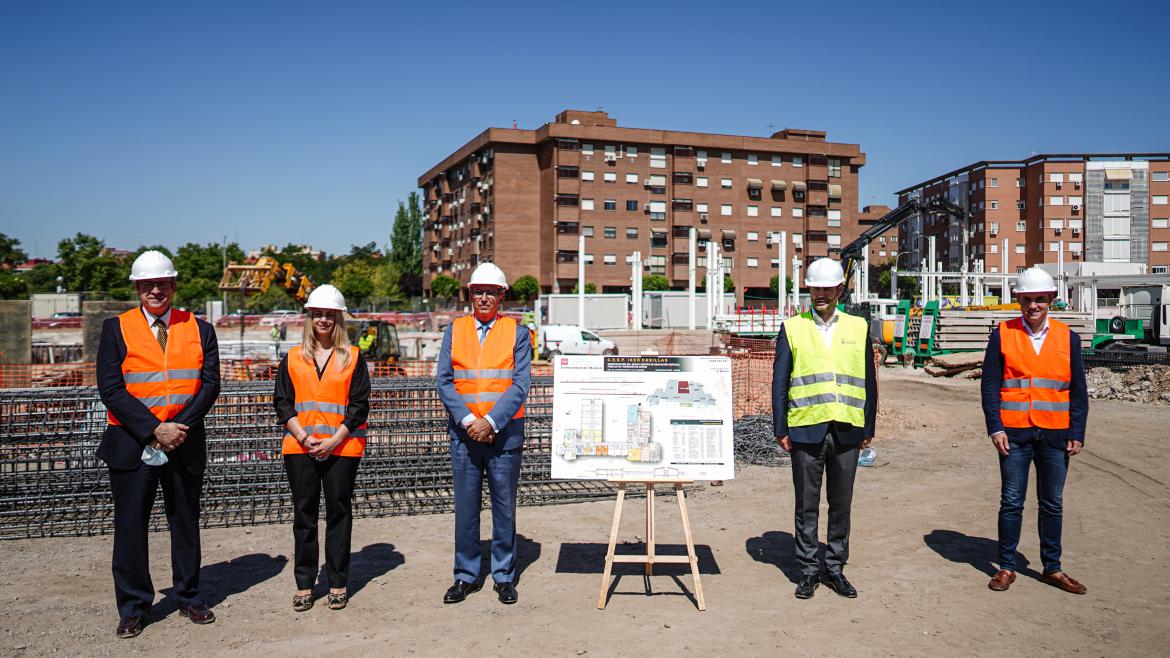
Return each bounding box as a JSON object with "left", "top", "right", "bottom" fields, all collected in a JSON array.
[
  {"left": 729, "top": 351, "right": 776, "bottom": 418},
  {"left": 0, "top": 363, "right": 96, "bottom": 388}
]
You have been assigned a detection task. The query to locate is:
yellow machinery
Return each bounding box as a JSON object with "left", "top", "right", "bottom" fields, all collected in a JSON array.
[{"left": 219, "top": 257, "right": 315, "bottom": 303}]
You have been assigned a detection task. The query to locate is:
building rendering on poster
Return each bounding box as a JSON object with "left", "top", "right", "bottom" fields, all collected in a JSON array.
[{"left": 551, "top": 355, "right": 734, "bottom": 481}]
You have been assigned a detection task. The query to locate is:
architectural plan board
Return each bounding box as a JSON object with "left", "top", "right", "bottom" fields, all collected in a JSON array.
[{"left": 551, "top": 355, "right": 734, "bottom": 481}]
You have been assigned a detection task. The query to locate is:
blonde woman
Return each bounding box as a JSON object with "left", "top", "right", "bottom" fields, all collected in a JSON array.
[{"left": 273, "top": 285, "right": 370, "bottom": 611}]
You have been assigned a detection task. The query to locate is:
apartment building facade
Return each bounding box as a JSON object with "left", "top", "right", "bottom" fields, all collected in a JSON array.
[
  {"left": 417, "top": 110, "right": 870, "bottom": 302},
  {"left": 896, "top": 154, "right": 1170, "bottom": 276}
]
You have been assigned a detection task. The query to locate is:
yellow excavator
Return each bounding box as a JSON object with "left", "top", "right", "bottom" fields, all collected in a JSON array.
[{"left": 219, "top": 258, "right": 403, "bottom": 370}]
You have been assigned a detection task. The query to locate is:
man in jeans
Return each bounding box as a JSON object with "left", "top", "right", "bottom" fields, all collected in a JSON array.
[{"left": 981, "top": 267, "right": 1088, "bottom": 595}]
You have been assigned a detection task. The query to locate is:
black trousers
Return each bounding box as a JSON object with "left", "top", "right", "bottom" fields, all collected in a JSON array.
[
  {"left": 284, "top": 454, "right": 361, "bottom": 590},
  {"left": 789, "top": 426, "right": 859, "bottom": 577},
  {"left": 108, "top": 461, "right": 204, "bottom": 618}
]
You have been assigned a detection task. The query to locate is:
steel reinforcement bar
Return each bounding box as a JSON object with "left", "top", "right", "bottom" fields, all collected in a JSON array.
[{"left": 0, "top": 377, "right": 618, "bottom": 540}]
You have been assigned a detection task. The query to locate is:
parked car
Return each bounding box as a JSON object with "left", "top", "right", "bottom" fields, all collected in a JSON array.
[
  {"left": 538, "top": 325, "right": 617, "bottom": 359},
  {"left": 51, "top": 311, "right": 82, "bottom": 319}
]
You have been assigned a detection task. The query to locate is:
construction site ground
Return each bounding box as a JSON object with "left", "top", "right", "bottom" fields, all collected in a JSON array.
[{"left": 4, "top": 370, "right": 1168, "bottom": 656}]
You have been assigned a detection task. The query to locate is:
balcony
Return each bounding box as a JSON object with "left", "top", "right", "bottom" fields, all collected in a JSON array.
[{"left": 673, "top": 171, "right": 693, "bottom": 185}]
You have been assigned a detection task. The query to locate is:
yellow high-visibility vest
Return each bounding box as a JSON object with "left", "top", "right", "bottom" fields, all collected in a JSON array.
[{"left": 783, "top": 311, "right": 867, "bottom": 428}]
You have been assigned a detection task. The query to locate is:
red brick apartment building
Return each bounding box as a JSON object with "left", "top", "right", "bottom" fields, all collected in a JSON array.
[
  {"left": 897, "top": 154, "right": 1170, "bottom": 276},
  {"left": 417, "top": 110, "right": 873, "bottom": 302}
]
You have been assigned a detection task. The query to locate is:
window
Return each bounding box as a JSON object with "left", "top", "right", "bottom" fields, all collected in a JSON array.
[
  {"left": 650, "top": 147, "right": 666, "bottom": 169},
  {"left": 721, "top": 178, "right": 733, "bottom": 189},
  {"left": 1155, "top": 196, "right": 1170, "bottom": 205},
  {"left": 1153, "top": 218, "right": 1170, "bottom": 229},
  {"left": 625, "top": 200, "right": 637, "bottom": 211},
  {"left": 603, "top": 172, "right": 617, "bottom": 183},
  {"left": 827, "top": 235, "right": 842, "bottom": 247},
  {"left": 1069, "top": 173, "right": 1083, "bottom": 184},
  {"left": 747, "top": 231, "right": 759, "bottom": 241},
  {"left": 1155, "top": 266, "right": 1169, "bottom": 274},
  {"left": 649, "top": 255, "right": 665, "bottom": 273},
  {"left": 1015, "top": 245, "right": 1025, "bottom": 254},
  {"left": 747, "top": 257, "right": 759, "bottom": 267},
  {"left": 1049, "top": 173, "right": 1064, "bottom": 183},
  {"left": 721, "top": 151, "right": 732, "bottom": 164},
  {"left": 721, "top": 204, "right": 733, "bottom": 216},
  {"left": 696, "top": 176, "right": 708, "bottom": 188},
  {"left": 582, "top": 171, "right": 595, "bottom": 182},
  {"left": 1049, "top": 196, "right": 1064, "bottom": 206},
  {"left": 747, "top": 205, "right": 759, "bottom": 217},
  {"left": 792, "top": 156, "right": 803, "bottom": 167},
  {"left": 696, "top": 150, "right": 708, "bottom": 166},
  {"left": 1050, "top": 219, "right": 1064, "bottom": 229},
  {"left": 828, "top": 159, "right": 841, "bottom": 178},
  {"left": 604, "top": 144, "right": 617, "bottom": 158},
  {"left": 990, "top": 243, "right": 998, "bottom": 253},
  {"left": 1017, "top": 200, "right": 1026, "bottom": 210},
  {"left": 672, "top": 198, "right": 693, "bottom": 211},
  {"left": 673, "top": 171, "right": 693, "bottom": 184},
  {"left": 1154, "top": 172, "right": 1170, "bottom": 182},
  {"left": 990, "top": 200, "right": 998, "bottom": 210},
  {"left": 603, "top": 227, "right": 617, "bottom": 239},
  {"left": 989, "top": 177, "right": 998, "bottom": 187},
  {"left": 696, "top": 203, "right": 708, "bottom": 213},
  {"left": 556, "top": 221, "right": 579, "bottom": 234},
  {"left": 772, "top": 155, "right": 782, "bottom": 167},
  {"left": 556, "top": 194, "right": 579, "bottom": 206},
  {"left": 771, "top": 206, "right": 782, "bottom": 217},
  {"left": 650, "top": 232, "right": 667, "bottom": 248},
  {"left": 1016, "top": 221, "right": 1027, "bottom": 232},
  {"left": 1069, "top": 196, "right": 1082, "bottom": 206},
  {"left": 747, "top": 153, "right": 758, "bottom": 166},
  {"left": 583, "top": 253, "right": 594, "bottom": 264},
  {"left": 792, "top": 208, "right": 804, "bottom": 218},
  {"left": 581, "top": 198, "right": 594, "bottom": 210},
  {"left": 626, "top": 227, "right": 638, "bottom": 239},
  {"left": 627, "top": 146, "right": 638, "bottom": 158},
  {"left": 1105, "top": 216, "right": 1131, "bottom": 236},
  {"left": 604, "top": 199, "right": 617, "bottom": 211},
  {"left": 583, "top": 226, "right": 595, "bottom": 237},
  {"left": 1104, "top": 240, "right": 1129, "bottom": 261},
  {"left": 1153, "top": 242, "right": 1169, "bottom": 252},
  {"left": 1105, "top": 181, "right": 1130, "bottom": 191},
  {"left": 603, "top": 254, "right": 617, "bottom": 265},
  {"left": 581, "top": 143, "right": 594, "bottom": 155},
  {"left": 648, "top": 200, "right": 667, "bottom": 220},
  {"left": 557, "top": 166, "right": 579, "bottom": 178}
]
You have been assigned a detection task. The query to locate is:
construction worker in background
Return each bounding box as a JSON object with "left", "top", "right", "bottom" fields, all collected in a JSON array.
[
  {"left": 96, "top": 250, "right": 221, "bottom": 638},
  {"left": 981, "top": 267, "right": 1088, "bottom": 595},
  {"left": 436, "top": 262, "right": 532, "bottom": 606},
  {"left": 274, "top": 284, "right": 370, "bottom": 612},
  {"left": 358, "top": 326, "right": 376, "bottom": 355},
  {"left": 772, "top": 257, "right": 877, "bottom": 600}
]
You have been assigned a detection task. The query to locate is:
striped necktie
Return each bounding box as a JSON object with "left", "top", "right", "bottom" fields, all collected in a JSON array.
[
  {"left": 478, "top": 323, "right": 489, "bottom": 344},
  {"left": 153, "top": 319, "right": 168, "bottom": 352}
]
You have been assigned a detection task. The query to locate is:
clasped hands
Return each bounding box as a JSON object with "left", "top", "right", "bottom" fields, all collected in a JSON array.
[
  {"left": 152, "top": 421, "right": 188, "bottom": 452},
  {"left": 466, "top": 417, "right": 496, "bottom": 444}
]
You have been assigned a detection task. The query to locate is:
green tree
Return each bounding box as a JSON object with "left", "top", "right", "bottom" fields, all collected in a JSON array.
[
  {"left": 642, "top": 274, "right": 670, "bottom": 291},
  {"left": 348, "top": 242, "right": 380, "bottom": 261},
  {"left": 570, "top": 282, "right": 597, "bottom": 294},
  {"left": 698, "top": 275, "right": 734, "bottom": 294},
  {"left": 244, "top": 285, "right": 292, "bottom": 313},
  {"left": 430, "top": 274, "right": 461, "bottom": 301},
  {"left": 261, "top": 244, "right": 334, "bottom": 286},
  {"left": 371, "top": 259, "right": 406, "bottom": 308},
  {"left": 0, "top": 233, "right": 28, "bottom": 267},
  {"left": 390, "top": 192, "right": 424, "bottom": 297},
  {"left": 22, "top": 263, "right": 61, "bottom": 293},
  {"left": 877, "top": 266, "right": 916, "bottom": 300},
  {"left": 175, "top": 277, "right": 220, "bottom": 309},
  {"left": 0, "top": 270, "right": 29, "bottom": 299},
  {"left": 768, "top": 275, "right": 794, "bottom": 296},
  {"left": 511, "top": 275, "right": 539, "bottom": 302},
  {"left": 332, "top": 260, "right": 376, "bottom": 308}
]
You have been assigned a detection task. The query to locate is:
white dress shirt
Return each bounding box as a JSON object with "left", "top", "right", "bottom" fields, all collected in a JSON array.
[
  {"left": 811, "top": 309, "right": 839, "bottom": 347},
  {"left": 141, "top": 306, "right": 172, "bottom": 328},
  {"left": 1022, "top": 317, "right": 1050, "bottom": 355}
]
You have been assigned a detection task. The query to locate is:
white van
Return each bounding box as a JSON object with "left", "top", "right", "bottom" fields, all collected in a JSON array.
[{"left": 539, "top": 325, "right": 618, "bottom": 358}]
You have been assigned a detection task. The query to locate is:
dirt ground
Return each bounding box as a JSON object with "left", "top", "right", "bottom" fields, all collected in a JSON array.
[{"left": 3, "top": 369, "right": 1169, "bottom": 657}]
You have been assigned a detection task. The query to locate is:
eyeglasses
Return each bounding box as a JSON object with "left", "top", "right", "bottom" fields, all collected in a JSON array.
[{"left": 471, "top": 288, "right": 501, "bottom": 298}]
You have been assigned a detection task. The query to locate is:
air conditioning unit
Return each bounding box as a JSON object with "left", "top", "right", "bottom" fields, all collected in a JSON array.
[
  {"left": 699, "top": 212, "right": 708, "bottom": 222},
  {"left": 696, "top": 160, "right": 706, "bottom": 169},
  {"left": 644, "top": 203, "right": 652, "bottom": 211},
  {"left": 1074, "top": 181, "right": 1081, "bottom": 189},
  {"left": 604, "top": 154, "right": 616, "bottom": 163},
  {"left": 1055, "top": 181, "right": 1062, "bottom": 189},
  {"left": 1072, "top": 228, "right": 1081, "bottom": 236},
  {"left": 644, "top": 179, "right": 653, "bottom": 187},
  {"left": 989, "top": 230, "right": 997, "bottom": 237},
  {"left": 1072, "top": 205, "right": 1080, "bottom": 211}
]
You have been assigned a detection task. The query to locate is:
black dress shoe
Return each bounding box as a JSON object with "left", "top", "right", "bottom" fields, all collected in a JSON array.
[
  {"left": 179, "top": 604, "right": 216, "bottom": 624},
  {"left": 443, "top": 580, "right": 482, "bottom": 604},
  {"left": 794, "top": 575, "right": 819, "bottom": 599},
  {"left": 823, "top": 572, "right": 858, "bottom": 598},
  {"left": 116, "top": 615, "right": 144, "bottom": 639},
  {"left": 493, "top": 581, "right": 518, "bottom": 605}
]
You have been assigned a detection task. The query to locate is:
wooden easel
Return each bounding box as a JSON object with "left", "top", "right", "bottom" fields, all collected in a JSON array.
[{"left": 597, "top": 479, "right": 706, "bottom": 611}]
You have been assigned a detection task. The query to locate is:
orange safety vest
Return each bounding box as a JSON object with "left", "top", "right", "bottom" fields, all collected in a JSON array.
[
  {"left": 452, "top": 316, "right": 524, "bottom": 420},
  {"left": 282, "top": 345, "right": 367, "bottom": 457},
  {"left": 999, "top": 317, "right": 1072, "bottom": 430},
  {"left": 108, "top": 308, "right": 204, "bottom": 426}
]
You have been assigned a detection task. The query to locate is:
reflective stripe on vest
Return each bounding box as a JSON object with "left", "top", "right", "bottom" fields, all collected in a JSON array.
[
  {"left": 998, "top": 317, "right": 1073, "bottom": 430},
  {"left": 108, "top": 308, "right": 204, "bottom": 426},
  {"left": 451, "top": 315, "right": 524, "bottom": 420},
  {"left": 782, "top": 311, "right": 868, "bottom": 429},
  {"left": 283, "top": 345, "right": 367, "bottom": 457}
]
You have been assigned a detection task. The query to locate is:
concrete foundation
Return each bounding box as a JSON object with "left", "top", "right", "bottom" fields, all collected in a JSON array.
[
  {"left": 83, "top": 301, "right": 137, "bottom": 361},
  {"left": 0, "top": 300, "right": 32, "bottom": 364}
]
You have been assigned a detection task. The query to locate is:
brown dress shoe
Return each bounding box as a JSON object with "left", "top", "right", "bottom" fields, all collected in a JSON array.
[
  {"left": 179, "top": 604, "right": 216, "bottom": 624},
  {"left": 988, "top": 570, "right": 1017, "bottom": 591},
  {"left": 116, "top": 616, "right": 144, "bottom": 639},
  {"left": 1042, "top": 571, "right": 1086, "bottom": 595}
]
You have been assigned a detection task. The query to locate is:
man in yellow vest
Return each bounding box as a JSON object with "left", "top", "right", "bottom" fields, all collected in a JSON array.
[
  {"left": 772, "top": 258, "right": 877, "bottom": 600},
  {"left": 96, "top": 251, "right": 221, "bottom": 638},
  {"left": 436, "top": 262, "right": 531, "bottom": 605}
]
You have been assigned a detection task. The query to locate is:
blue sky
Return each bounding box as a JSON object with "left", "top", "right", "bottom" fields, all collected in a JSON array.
[{"left": 3, "top": 0, "right": 1168, "bottom": 259}]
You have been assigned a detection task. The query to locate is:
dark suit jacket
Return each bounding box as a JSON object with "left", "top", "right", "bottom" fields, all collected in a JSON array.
[
  {"left": 771, "top": 320, "right": 878, "bottom": 446},
  {"left": 980, "top": 326, "right": 1088, "bottom": 448},
  {"left": 95, "top": 311, "right": 221, "bottom": 473},
  {"left": 436, "top": 316, "right": 532, "bottom": 451}
]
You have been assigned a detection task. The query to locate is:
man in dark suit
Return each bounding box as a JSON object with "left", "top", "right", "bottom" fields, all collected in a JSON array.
[
  {"left": 436, "top": 263, "right": 531, "bottom": 605},
  {"left": 96, "top": 251, "right": 220, "bottom": 638},
  {"left": 772, "top": 258, "right": 877, "bottom": 600},
  {"left": 981, "top": 267, "right": 1088, "bottom": 595}
]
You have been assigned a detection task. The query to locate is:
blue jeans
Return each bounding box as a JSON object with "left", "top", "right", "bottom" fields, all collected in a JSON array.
[
  {"left": 451, "top": 439, "right": 523, "bottom": 584},
  {"left": 997, "top": 431, "right": 1069, "bottom": 573}
]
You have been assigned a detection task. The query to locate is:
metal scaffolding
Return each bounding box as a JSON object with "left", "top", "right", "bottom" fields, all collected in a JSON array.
[{"left": 0, "top": 377, "right": 617, "bottom": 539}]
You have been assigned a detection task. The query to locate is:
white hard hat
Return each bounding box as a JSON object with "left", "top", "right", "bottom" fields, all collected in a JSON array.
[
  {"left": 468, "top": 262, "right": 509, "bottom": 290},
  {"left": 803, "top": 258, "right": 845, "bottom": 287},
  {"left": 1013, "top": 267, "right": 1057, "bottom": 294},
  {"left": 304, "top": 284, "right": 347, "bottom": 312},
  {"left": 128, "top": 250, "right": 178, "bottom": 281}
]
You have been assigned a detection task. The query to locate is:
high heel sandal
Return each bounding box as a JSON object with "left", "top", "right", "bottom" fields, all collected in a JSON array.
[
  {"left": 327, "top": 592, "right": 348, "bottom": 610},
  {"left": 292, "top": 593, "right": 314, "bottom": 612}
]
